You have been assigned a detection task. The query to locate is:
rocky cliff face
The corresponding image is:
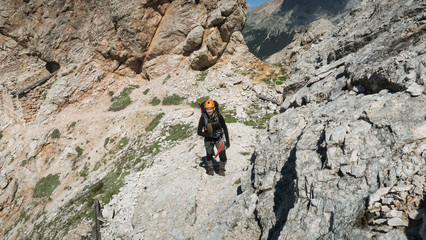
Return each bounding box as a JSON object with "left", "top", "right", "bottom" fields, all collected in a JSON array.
[
  {"left": 239, "top": 0, "right": 426, "bottom": 239},
  {"left": 0, "top": 0, "right": 247, "bottom": 124},
  {"left": 0, "top": 0, "right": 246, "bottom": 82},
  {"left": 0, "top": 0, "right": 253, "bottom": 239},
  {"left": 0, "top": 0, "right": 425, "bottom": 239},
  {"left": 243, "top": 0, "right": 361, "bottom": 59}
]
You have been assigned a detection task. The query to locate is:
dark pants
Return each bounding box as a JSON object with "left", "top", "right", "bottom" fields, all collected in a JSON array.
[{"left": 205, "top": 138, "right": 227, "bottom": 164}]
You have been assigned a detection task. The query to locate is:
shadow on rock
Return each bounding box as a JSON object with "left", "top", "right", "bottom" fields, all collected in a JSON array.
[
  {"left": 199, "top": 156, "right": 220, "bottom": 175},
  {"left": 268, "top": 146, "right": 298, "bottom": 240}
]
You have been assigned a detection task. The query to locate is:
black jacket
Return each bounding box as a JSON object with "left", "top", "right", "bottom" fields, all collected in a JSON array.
[{"left": 197, "top": 112, "right": 229, "bottom": 144}]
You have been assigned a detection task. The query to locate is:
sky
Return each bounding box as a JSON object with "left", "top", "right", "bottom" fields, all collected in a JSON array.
[{"left": 246, "top": 0, "right": 269, "bottom": 10}]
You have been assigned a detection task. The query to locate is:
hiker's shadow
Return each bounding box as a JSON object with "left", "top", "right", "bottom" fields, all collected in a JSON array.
[{"left": 199, "top": 156, "right": 220, "bottom": 174}]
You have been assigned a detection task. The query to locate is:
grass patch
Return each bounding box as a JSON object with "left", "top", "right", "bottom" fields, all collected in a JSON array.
[
  {"left": 33, "top": 174, "right": 60, "bottom": 198},
  {"left": 143, "top": 88, "right": 150, "bottom": 95},
  {"left": 142, "top": 141, "right": 161, "bottom": 156},
  {"left": 119, "top": 137, "right": 129, "bottom": 149},
  {"left": 234, "top": 178, "right": 241, "bottom": 185},
  {"left": 145, "top": 113, "right": 165, "bottom": 131},
  {"left": 104, "top": 137, "right": 110, "bottom": 148},
  {"left": 262, "top": 75, "right": 287, "bottom": 86},
  {"left": 162, "top": 94, "right": 185, "bottom": 105},
  {"left": 243, "top": 114, "right": 274, "bottom": 129},
  {"left": 21, "top": 160, "right": 27, "bottom": 167},
  {"left": 108, "top": 87, "right": 134, "bottom": 112},
  {"left": 93, "top": 161, "right": 101, "bottom": 171},
  {"left": 190, "top": 96, "right": 210, "bottom": 108},
  {"left": 79, "top": 164, "right": 89, "bottom": 178},
  {"left": 163, "top": 74, "right": 171, "bottom": 84},
  {"left": 224, "top": 115, "right": 238, "bottom": 123},
  {"left": 68, "top": 121, "right": 76, "bottom": 130},
  {"left": 150, "top": 96, "right": 161, "bottom": 106},
  {"left": 244, "top": 104, "right": 276, "bottom": 129},
  {"left": 223, "top": 109, "right": 238, "bottom": 123},
  {"left": 196, "top": 71, "right": 208, "bottom": 81},
  {"left": 75, "top": 146, "right": 83, "bottom": 157},
  {"left": 51, "top": 129, "right": 60, "bottom": 139},
  {"left": 4, "top": 209, "right": 31, "bottom": 237},
  {"left": 240, "top": 152, "right": 251, "bottom": 156},
  {"left": 164, "top": 123, "right": 192, "bottom": 142},
  {"left": 243, "top": 119, "right": 257, "bottom": 127},
  {"left": 278, "top": 75, "right": 287, "bottom": 81}
]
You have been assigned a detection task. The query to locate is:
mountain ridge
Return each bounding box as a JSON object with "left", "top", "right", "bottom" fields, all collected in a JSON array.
[{"left": 243, "top": 0, "right": 361, "bottom": 59}]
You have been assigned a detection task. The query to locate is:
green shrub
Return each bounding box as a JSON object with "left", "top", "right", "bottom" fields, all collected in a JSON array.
[
  {"left": 108, "top": 87, "right": 134, "bottom": 112},
  {"left": 150, "top": 97, "right": 161, "bottom": 106},
  {"left": 0, "top": 131, "right": 3, "bottom": 140},
  {"left": 51, "top": 129, "right": 60, "bottom": 139},
  {"left": 33, "top": 174, "right": 60, "bottom": 198},
  {"left": 108, "top": 91, "right": 114, "bottom": 96},
  {"left": 143, "top": 88, "right": 150, "bottom": 95},
  {"left": 162, "top": 94, "right": 185, "bottom": 105},
  {"left": 196, "top": 71, "right": 208, "bottom": 81},
  {"left": 146, "top": 113, "right": 165, "bottom": 131},
  {"left": 75, "top": 146, "right": 83, "bottom": 157}
]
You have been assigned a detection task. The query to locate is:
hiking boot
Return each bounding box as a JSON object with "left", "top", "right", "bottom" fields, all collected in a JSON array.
[
  {"left": 207, "top": 166, "right": 214, "bottom": 176},
  {"left": 219, "top": 162, "right": 226, "bottom": 176}
]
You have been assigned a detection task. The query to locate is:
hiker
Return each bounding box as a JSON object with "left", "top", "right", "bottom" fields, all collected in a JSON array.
[{"left": 197, "top": 100, "right": 230, "bottom": 176}]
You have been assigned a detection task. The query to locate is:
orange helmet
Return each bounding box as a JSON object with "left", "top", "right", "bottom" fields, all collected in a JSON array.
[{"left": 204, "top": 100, "right": 215, "bottom": 108}]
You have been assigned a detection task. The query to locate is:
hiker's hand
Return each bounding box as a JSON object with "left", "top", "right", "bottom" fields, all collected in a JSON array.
[{"left": 226, "top": 142, "right": 230, "bottom": 149}]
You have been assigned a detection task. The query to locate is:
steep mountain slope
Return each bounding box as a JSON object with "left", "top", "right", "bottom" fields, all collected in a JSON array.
[
  {"left": 238, "top": 0, "right": 426, "bottom": 239},
  {"left": 0, "top": 0, "right": 264, "bottom": 239},
  {"left": 0, "top": 0, "right": 425, "bottom": 239},
  {"left": 243, "top": 0, "right": 361, "bottom": 59}
]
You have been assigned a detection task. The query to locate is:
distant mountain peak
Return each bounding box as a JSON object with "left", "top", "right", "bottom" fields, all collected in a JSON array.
[
  {"left": 243, "top": 0, "right": 361, "bottom": 59},
  {"left": 252, "top": 0, "right": 284, "bottom": 15}
]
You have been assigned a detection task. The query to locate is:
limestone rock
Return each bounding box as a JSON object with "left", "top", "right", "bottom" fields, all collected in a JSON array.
[
  {"left": 190, "top": 46, "right": 218, "bottom": 70},
  {"left": 387, "top": 217, "right": 408, "bottom": 227},
  {"left": 207, "top": 8, "right": 223, "bottom": 27},
  {"left": 183, "top": 26, "right": 205, "bottom": 53},
  {"left": 369, "top": 187, "right": 391, "bottom": 205},
  {"left": 236, "top": 0, "right": 426, "bottom": 239}
]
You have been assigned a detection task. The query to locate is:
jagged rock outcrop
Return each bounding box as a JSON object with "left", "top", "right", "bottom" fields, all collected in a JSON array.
[
  {"left": 0, "top": 0, "right": 250, "bottom": 238},
  {"left": 1, "top": 0, "right": 424, "bottom": 239},
  {"left": 235, "top": 0, "right": 426, "bottom": 239},
  {"left": 243, "top": 0, "right": 361, "bottom": 59},
  {"left": 0, "top": 0, "right": 247, "bottom": 123}
]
